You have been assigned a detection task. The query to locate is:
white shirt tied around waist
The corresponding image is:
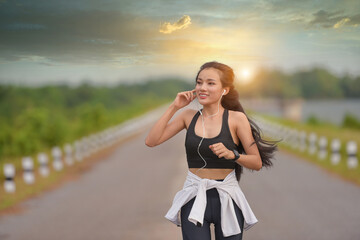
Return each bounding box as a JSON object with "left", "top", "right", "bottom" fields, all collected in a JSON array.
[{"left": 165, "top": 169, "right": 258, "bottom": 237}]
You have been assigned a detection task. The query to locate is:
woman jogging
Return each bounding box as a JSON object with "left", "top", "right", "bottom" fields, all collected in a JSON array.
[{"left": 145, "top": 61, "right": 279, "bottom": 240}]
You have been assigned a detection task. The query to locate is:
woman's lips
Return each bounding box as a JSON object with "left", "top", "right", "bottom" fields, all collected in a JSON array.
[{"left": 198, "top": 93, "right": 208, "bottom": 99}]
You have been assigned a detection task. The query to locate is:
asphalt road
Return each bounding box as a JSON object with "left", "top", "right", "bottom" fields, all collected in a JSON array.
[{"left": 1, "top": 114, "right": 360, "bottom": 240}]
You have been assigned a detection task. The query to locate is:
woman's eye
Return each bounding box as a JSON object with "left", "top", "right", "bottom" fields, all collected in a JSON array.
[{"left": 196, "top": 81, "right": 201, "bottom": 84}]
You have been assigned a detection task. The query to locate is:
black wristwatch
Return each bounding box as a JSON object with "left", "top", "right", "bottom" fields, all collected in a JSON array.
[{"left": 231, "top": 149, "right": 240, "bottom": 161}]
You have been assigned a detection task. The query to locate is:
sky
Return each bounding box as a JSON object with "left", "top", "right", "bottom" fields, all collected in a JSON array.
[{"left": 0, "top": 0, "right": 360, "bottom": 86}]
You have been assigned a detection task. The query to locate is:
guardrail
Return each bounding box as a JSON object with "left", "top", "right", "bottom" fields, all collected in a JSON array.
[
  {"left": 2, "top": 104, "right": 169, "bottom": 193},
  {"left": 251, "top": 114, "right": 358, "bottom": 169}
]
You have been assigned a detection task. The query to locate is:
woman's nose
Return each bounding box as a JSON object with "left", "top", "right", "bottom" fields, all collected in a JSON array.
[{"left": 199, "top": 84, "right": 207, "bottom": 91}]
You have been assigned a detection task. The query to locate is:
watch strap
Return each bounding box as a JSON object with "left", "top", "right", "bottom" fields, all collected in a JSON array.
[{"left": 232, "top": 149, "right": 240, "bottom": 161}]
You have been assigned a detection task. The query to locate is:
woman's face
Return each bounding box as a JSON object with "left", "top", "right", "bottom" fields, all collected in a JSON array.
[{"left": 195, "top": 67, "right": 224, "bottom": 105}]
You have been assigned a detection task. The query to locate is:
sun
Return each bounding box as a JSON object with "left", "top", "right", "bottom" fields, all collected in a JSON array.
[
  {"left": 241, "top": 69, "right": 251, "bottom": 79},
  {"left": 236, "top": 68, "right": 253, "bottom": 84}
]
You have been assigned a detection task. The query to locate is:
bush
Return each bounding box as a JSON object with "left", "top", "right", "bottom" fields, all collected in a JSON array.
[
  {"left": 342, "top": 112, "right": 360, "bottom": 130},
  {"left": 306, "top": 114, "right": 321, "bottom": 126}
]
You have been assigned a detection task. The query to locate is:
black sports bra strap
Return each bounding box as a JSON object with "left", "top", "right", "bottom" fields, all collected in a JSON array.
[
  {"left": 188, "top": 110, "right": 200, "bottom": 131},
  {"left": 224, "top": 108, "right": 228, "bottom": 121},
  {"left": 223, "top": 108, "right": 229, "bottom": 132}
]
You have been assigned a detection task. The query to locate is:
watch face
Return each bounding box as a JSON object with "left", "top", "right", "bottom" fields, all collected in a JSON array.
[{"left": 233, "top": 149, "right": 240, "bottom": 160}]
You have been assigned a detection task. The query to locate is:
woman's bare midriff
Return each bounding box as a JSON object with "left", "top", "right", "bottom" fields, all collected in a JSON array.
[{"left": 189, "top": 168, "right": 234, "bottom": 180}]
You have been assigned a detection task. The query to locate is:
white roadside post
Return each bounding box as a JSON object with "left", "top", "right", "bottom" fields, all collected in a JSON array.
[
  {"left": 22, "top": 156, "right": 35, "bottom": 184},
  {"left": 52, "top": 146, "right": 63, "bottom": 171},
  {"left": 37, "top": 153, "right": 49, "bottom": 177},
  {"left": 82, "top": 137, "right": 91, "bottom": 158},
  {"left": 289, "top": 129, "right": 297, "bottom": 150},
  {"left": 308, "top": 132, "right": 317, "bottom": 155},
  {"left": 318, "top": 136, "right": 328, "bottom": 160},
  {"left": 4, "top": 164, "right": 16, "bottom": 193},
  {"left": 94, "top": 134, "right": 101, "bottom": 152},
  {"left": 299, "top": 131, "right": 307, "bottom": 152},
  {"left": 346, "top": 141, "right": 358, "bottom": 169},
  {"left": 88, "top": 136, "right": 94, "bottom": 155},
  {"left": 64, "top": 143, "right": 74, "bottom": 166},
  {"left": 292, "top": 129, "right": 300, "bottom": 150},
  {"left": 330, "top": 139, "right": 341, "bottom": 165},
  {"left": 74, "top": 140, "right": 83, "bottom": 162},
  {"left": 92, "top": 135, "right": 99, "bottom": 154}
]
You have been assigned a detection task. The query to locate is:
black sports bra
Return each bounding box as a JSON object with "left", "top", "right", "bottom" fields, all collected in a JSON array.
[{"left": 185, "top": 108, "right": 245, "bottom": 169}]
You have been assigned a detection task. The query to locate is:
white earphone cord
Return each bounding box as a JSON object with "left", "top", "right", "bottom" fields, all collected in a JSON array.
[{"left": 195, "top": 90, "right": 225, "bottom": 177}]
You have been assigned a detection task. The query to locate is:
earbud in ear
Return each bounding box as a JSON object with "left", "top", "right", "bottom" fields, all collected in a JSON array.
[{"left": 222, "top": 89, "right": 226, "bottom": 95}]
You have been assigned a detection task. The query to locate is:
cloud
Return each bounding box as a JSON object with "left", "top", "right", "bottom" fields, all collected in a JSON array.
[
  {"left": 348, "top": 13, "right": 360, "bottom": 27},
  {"left": 309, "top": 10, "right": 343, "bottom": 28},
  {"left": 159, "top": 15, "right": 191, "bottom": 34},
  {"left": 309, "top": 10, "right": 360, "bottom": 29},
  {"left": 333, "top": 18, "right": 350, "bottom": 28}
]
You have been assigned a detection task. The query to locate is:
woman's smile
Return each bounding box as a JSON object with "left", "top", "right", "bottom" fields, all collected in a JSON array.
[{"left": 198, "top": 93, "right": 209, "bottom": 99}]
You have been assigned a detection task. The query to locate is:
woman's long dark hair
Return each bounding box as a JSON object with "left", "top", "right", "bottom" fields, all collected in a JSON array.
[{"left": 195, "top": 61, "right": 281, "bottom": 181}]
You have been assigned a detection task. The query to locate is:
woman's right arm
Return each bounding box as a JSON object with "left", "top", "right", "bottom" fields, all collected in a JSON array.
[{"left": 145, "top": 89, "right": 196, "bottom": 147}]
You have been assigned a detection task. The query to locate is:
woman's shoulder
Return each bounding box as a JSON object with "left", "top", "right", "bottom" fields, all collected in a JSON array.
[
  {"left": 181, "top": 108, "right": 199, "bottom": 130},
  {"left": 228, "top": 110, "right": 249, "bottom": 130},
  {"left": 228, "top": 109, "right": 247, "bottom": 120}
]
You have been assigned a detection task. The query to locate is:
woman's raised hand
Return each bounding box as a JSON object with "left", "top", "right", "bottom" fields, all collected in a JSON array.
[{"left": 172, "top": 89, "right": 197, "bottom": 110}]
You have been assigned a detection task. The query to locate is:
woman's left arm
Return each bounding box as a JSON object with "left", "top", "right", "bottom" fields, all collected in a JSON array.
[
  {"left": 209, "top": 111, "right": 262, "bottom": 171},
  {"left": 233, "top": 111, "right": 262, "bottom": 171}
]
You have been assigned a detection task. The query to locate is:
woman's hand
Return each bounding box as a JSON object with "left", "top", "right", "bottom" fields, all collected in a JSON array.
[
  {"left": 209, "top": 142, "right": 235, "bottom": 160},
  {"left": 172, "top": 89, "right": 197, "bottom": 110}
]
